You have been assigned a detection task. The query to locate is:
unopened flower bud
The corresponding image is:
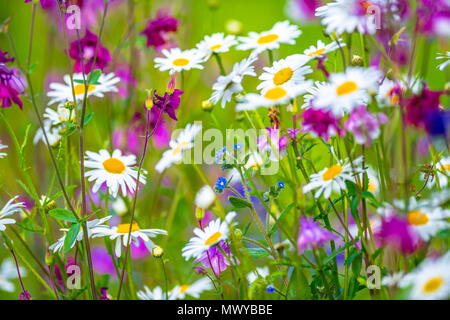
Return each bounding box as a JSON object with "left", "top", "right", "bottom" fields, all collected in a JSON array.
[
  {"left": 44, "top": 200, "right": 57, "bottom": 212},
  {"left": 64, "top": 101, "right": 76, "bottom": 110},
  {"left": 225, "top": 19, "right": 243, "bottom": 35},
  {"left": 152, "top": 246, "right": 164, "bottom": 258},
  {"left": 193, "top": 266, "right": 207, "bottom": 275},
  {"left": 145, "top": 89, "right": 154, "bottom": 110},
  {"left": 234, "top": 228, "right": 243, "bottom": 240},
  {"left": 207, "top": 0, "right": 220, "bottom": 10},
  {"left": 201, "top": 100, "right": 214, "bottom": 112},
  {"left": 1, "top": 17, "right": 11, "bottom": 34},
  {"left": 195, "top": 207, "right": 205, "bottom": 220},
  {"left": 351, "top": 55, "right": 364, "bottom": 67},
  {"left": 45, "top": 249, "right": 53, "bottom": 266},
  {"left": 167, "top": 75, "right": 176, "bottom": 94}
]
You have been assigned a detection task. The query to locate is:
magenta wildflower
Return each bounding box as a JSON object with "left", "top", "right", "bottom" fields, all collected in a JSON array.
[
  {"left": 257, "top": 126, "right": 288, "bottom": 161},
  {"left": 416, "top": 0, "right": 450, "bottom": 37},
  {"left": 402, "top": 87, "right": 443, "bottom": 129},
  {"left": 140, "top": 9, "right": 179, "bottom": 49},
  {"left": 68, "top": 29, "right": 112, "bottom": 74},
  {"left": 0, "top": 51, "right": 26, "bottom": 109},
  {"left": 287, "top": 0, "right": 322, "bottom": 22},
  {"left": 301, "top": 108, "right": 343, "bottom": 142},
  {"left": 194, "top": 240, "right": 238, "bottom": 276},
  {"left": 91, "top": 247, "right": 117, "bottom": 278},
  {"left": 297, "top": 216, "right": 338, "bottom": 254},
  {"left": 99, "top": 287, "right": 110, "bottom": 300},
  {"left": 112, "top": 112, "right": 145, "bottom": 155},
  {"left": 19, "top": 290, "right": 32, "bottom": 300},
  {"left": 377, "top": 214, "right": 421, "bottom": 254},
  {"left": 152, "top": 89, "right": 184, "bottom": 121},
  {"left": 344, "top": 106, "right": 388, "bottom": 146}
]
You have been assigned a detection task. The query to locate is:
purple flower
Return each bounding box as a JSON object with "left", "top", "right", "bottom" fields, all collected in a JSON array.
[
  {"left": 99, "top": 287, "right": 110, "bottom": 300},
  {"left": 152, "top": 89, "right": 183, "bottom": 121},
  {"left": 301, "top": 108, "right": 343, "bottom": 142},
  {"left": 417, "top": 0, "right": 450, "bottom": 37},
  {"left": 344, "top": 106, "right": 388, "bottom": 146},
  {"left": 297, "top": 216, "right": 338, "bottom": 254},
  {"left": 0, "top": 53, "right": 26, "bottom": 109},
  {"left": 91, "top": 247, "right": 117, "bottom": 278},
  {"left": 68, "top": 29, "right": 112, "bottom": 74},
  {"left": 19, "top": 290, "right": 32, "bottom": 300},
  {"left": 402, "top": 87, "right": 443, "bottom": 129},
  {"left": 257, "top": 126, "right": 288, "bottom": 161},
  {"left": 194, "top": 240, "right": 238, "bottom": 275},
  {"left": 424, "top": 110, "right": 450, "bottom": 138},
  {"left": 377, "top": 215, "right": 420, "bottom": 254},
  {"left": 286, "top": 0, "right": 322, "bottom": 22},
  {"left": 140, "top": 10, "right": 179, "bottom": 49}
]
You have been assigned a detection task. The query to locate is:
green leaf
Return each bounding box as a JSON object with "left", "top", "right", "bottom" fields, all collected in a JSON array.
[
  {"left": 83, "top": 112, "right": 94, "bottom": 125},
  {"left": 228, "top": 196, "right": 252, "bottom": 208},
  {"left": 269, "top": 202, "right": 294, "bottom": 235},
  {"left": 16, "top": 217, "right": 44, "bottom": 233},
  {"left": 89, "top": 69, "right": 102, "bottom": 84},
  {"left": 246, "top": 248, "right": 270, "bottom": 258},
  {"left": 48, "top": 208, "right": 78, "bottom": 222},
  {"left": 323, "top": 241, "right": 354, "bottom": 266},
  {"left": 64, "top": 222, "right": 81, "bottom": 252}
]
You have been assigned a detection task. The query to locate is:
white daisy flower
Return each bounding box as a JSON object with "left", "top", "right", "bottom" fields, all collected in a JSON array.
[
  {"left": 237, "top": 20, "right": 302, "bottom": 55},
  {"left": 426, "top": 156, "right": 450, "bottom": 189},
  {"left": 359, "top": 167, "right": 379, "bottom": 194},
  {"left": 399, "top": 253, "right": 450, "bottom": 300},
  {"left": 405, "top": 207, "right": 450, "bottom": 242},
  {"left": 302, "top": 39, "right": 344, "bottom": 61},
  {"left": 247, "top": 266, "right": 270, "bottom": 285},
  {"left": 182, "top": 211, "right": 236, "bottom": 260},
  {"left": 43, "top": 106, "right": 76, "bottom": 125},
  {"left": 195, "top": 185, "right": 216, "bottom": 210},
  {"left": 303, "top": 156, "right": 363, "bottom": 198},
  {"left": 245, "top": 152, "right": 264, "bottom": 170},
  {"left": 137, "top": 286, "right": 176, "bottom": 300},
  {"left": 112, "top": 197, "right": 128, "bottom": 216},
  {"left": 196, "top": 33, "right": 237, "bottom": 60},
  {"left": 0, "top": 259, "right": 27, "bottom": 293},
  {"left": 257, "top": 54, "right": 312, "bottom": 93},
  {"left": 154, "top": 48, "right": 204, "bottom": 74},
  {"left": 0, "top": 197, "right": 24, "bottom": 231},
  {"left": 235, "top": 81, "right": 312, "bottom": 112},
  {"left": 49, "top": 216, "right": 112, "bottom": 253},
  {"left": 315, "top": 0, "right": 378, "bottom": 35},
  {"left": 47, "top": 72, "right": 120, "bottom": 107},
  {"left": 437, "top": 52, "right": 450, "bottom": 71},
  {"left": 155, "top": 123, "right": 202, "bottom": 173},
  {"left": 0, "top": 141, "right": 7, "bottom": 159},
  {"left": 376, "top": 78, "right": 400, "bottom": 106},
  {"left": 84, "top": 149, "right": 146, "bottom": 198},
  {"left": 311, "top": 67, "right": 381, "bottom": 116},
  {"left": 171, "top": 278, "right": 213, "bottom": 299},
  {"left": 93, "top": 222, "right": 168, "bottom": 258},
  {"left": 33, "top": 120, "right": 63, "bottom": 147},
  {"left": 209, "top": 55, "right": 257, "bottom": 108}
]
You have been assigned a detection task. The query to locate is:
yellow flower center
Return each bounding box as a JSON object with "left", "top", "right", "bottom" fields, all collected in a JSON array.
[
  {"left": 336, "top": 81, "right": 358, "bottom": 96},
  {"left": 263, "top": 87, "right": 287, "bottom": 100},
  {"left": 273, "top": 67, "right": 293, "bottom": 86},
  {"left": 102, "top": 158, "right": 126, "bottom": 174},
  {"left": 204, "top": 231, "right": 222, "bottom": 246},
  {"left": 441, "top": 164, "right": 450, "bottom": 171},
  {"left": 368, "top": 180, "right": 377, "bottom": 193},
  {"left": 116, "top": 223, "right": 141, "bottom": 234},
  {"left": 210, "top": 44, "right": 222, "bottom": 51},
  {"left": 172, "top": 58, "right": 190, "bottom": 66},
  {"left": 308, "top": 48, "right": 326, "bottom": 57},
  {"left": 322, "top": 164, "right": 343, "bottom": 181},
  {"left": 74, "top": 84, "right": 96, "bottom": 95},
  {"left": 180, "top": 285, "right": 189, "bottom": 293},
  {"left": 257, "top": 34, "right": 279, "bottom": 45},
  {"left": 407, "top": 210, "right": 429, "bottom": 226},
  {"left": 172, "top": 141, "right": 189, "bottom": 156},
  {"left": 422, "top": 277, "right": 443, "bottom": 294}
]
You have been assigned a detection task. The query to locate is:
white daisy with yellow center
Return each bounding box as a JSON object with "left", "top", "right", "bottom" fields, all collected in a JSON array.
[
  {"left": 405, "top": 207, "right": 450, "bottom": 241},
  {"left": 154, "top": 48, "right": 204, "bottom": 74},
  {"left": 196, "top": 33, "right": 238, "bottom": 60},
  {"left": 137, "top": 286, "right": 176, "bottom": 300},
  {"left": 33, "top": 120, "right": 64, "bottom": 147},
  {"left": 0, "top": 141, "right": 7, "bottom": 159},
  {"left": 312, "top": 67, "right": 381, "bottom": 116},
  {"left": 209, "top": 55, "right": 257, "bottom": 108},
  {"left": 302, "top": 39, "right": 344, "bottom": 61},
  {"left": 171, "top": 278, "right": 213, "bottom": 299},
  {"left": 303, "top": 156, "right": 363, "bottom": 198},
  {"left": 399, "top": 253, "right": 450, "bottom": 300},
  {"left": 247, "top": 266, "right": 270, "bottom": 285},
  {"left": 92, "top": 222, "right": 168, "bottom": 258},
  {"left": 155, "top": 123, "right": 202, "bottom": 173},
  {"left": 315, "top": 0, "right": 378, "bottom": 35},
  {"left": 182, "top": 212, "right": 236, "bottom": 260},
  {"left": 49, "top": 216, "right": 112, "bottom": 253},
  {"left": 257, "top": 54, "right": 312, "bottom": 93},
  {"left": 245, "top": 152, "right": 264, "bottom": 171},
  {"left": 47, "top": 72, "right": 120, "bottom": 107},
  {"left": 0, "top": 197, "right": 24, "bottom": 231},
  {"left": 237, "top": 20, "right": 302, "bottom": 55},
  {"left": 236, "top": 81, "right": 312, "bottom": 112},
  {"left": 84, "top": 149, "right": 146, "bottom": 198}
]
